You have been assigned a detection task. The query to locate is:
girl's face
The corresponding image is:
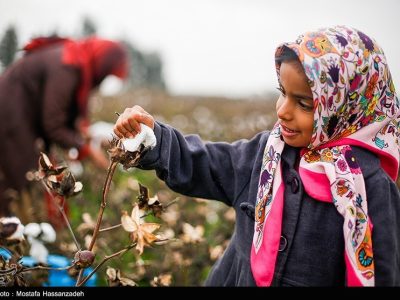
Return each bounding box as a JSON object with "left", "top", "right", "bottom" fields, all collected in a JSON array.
[{"left": 276, "top": 61, "right": 314, "bottom": 148}]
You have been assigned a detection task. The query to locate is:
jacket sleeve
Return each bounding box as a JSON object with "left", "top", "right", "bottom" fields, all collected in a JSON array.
[
  {"left": 365, "top": 170, "right": 400, "bottom": 286},
  {"left": 138, "top": 122, "right": 266, "bottom": 206},
  {"left": 41, "top": 64, "right": 86, "bottom": 149}
]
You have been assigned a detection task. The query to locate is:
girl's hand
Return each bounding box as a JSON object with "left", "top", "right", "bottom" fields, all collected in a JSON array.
[{"left": 113, "top": 105, "right": 155, "bottom": 139}]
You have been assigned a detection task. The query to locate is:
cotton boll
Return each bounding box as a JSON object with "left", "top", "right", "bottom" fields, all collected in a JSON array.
[
  {"left": 29, "top": 239, "right": 49, "bottom": 264},
  {"left": 24, "top": 223, "right": 42, "bottom": 239},
  {"left": 39, "top": 223, "right": 56, "bottom": 243},
  {"left": 0, "top": 216, "right": 21, "bottom": 225},
  {"left": 1, "top": 217, "right": 25, "bottom": 241},
  {"left": 121, "top": 137, "right": 141, "bottom": 153},
  {"left": 122, "top": 124, "right": 157, "bottom": 152},
  {"left": 8, "top": 222, "right": 25, "bottom": 241}
]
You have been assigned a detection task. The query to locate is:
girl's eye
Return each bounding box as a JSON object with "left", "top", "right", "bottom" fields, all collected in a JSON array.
[{"left": 298, "top": 99, "right": 313, "bottom": 111}]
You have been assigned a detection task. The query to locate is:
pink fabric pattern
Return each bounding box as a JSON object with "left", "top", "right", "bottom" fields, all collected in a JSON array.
[{"left": 251, "top": 26, "right": 400, "bottom": 286}]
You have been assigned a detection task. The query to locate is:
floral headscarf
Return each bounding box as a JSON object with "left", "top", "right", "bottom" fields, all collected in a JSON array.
[{"left": 251, "top": 25, "right": 400, "bottom": 286}]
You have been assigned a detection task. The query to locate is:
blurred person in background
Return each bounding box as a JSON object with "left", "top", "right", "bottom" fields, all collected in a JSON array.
[{"left": 0, "top": 36, "right": 129, "bottom": 219}]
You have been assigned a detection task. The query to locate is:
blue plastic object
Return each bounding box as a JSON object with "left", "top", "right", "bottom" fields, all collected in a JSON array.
[
  {"left": 0, "top": 247, "right": 12, "bottom": 261},
  {"left": 20, "top": 254, "right": 97, "bottom": 287}
]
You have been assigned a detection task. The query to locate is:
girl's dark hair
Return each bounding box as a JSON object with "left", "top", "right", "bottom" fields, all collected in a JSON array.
[
  {"left": 275, "top": 45, "right": 305, "bottom": 75},
  {"left": 275, "top": 45, "right": 300, "bottom": 65}
]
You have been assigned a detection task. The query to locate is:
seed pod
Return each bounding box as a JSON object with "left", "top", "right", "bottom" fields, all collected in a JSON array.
[{"left": 73, "top": 250, "right": 95, "bottom": 269}]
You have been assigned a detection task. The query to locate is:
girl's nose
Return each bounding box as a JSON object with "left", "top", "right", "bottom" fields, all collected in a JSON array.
[{"left": 276, "top": 96, "right": 293, "bottom": 121}]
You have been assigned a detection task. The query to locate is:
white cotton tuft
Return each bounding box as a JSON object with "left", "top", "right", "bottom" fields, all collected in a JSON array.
[
  {"left": 122, "top": 124, "right": 156, "bottom": 152},
  {"left": 39, "top": 223, "right": 56, "bottom": 243},
  {"left": 24, "top": 223, "right": 42, "bottom": 238},
  {"left": 0, "top": 216, "right": 21, "bottom": 225},
  {"left": 29, "top": 239, "right": 49, "bottom": 264}
]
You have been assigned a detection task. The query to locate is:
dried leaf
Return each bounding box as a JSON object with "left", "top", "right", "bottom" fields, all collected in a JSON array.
[
  {"left": 39, "top": 152, "right": 53, "bottom": 171},
  {"left": 121, "top": 211, "right": 138, "bottom": 233},
  {"left": 141, "top": 224, "right": 160, "bottom": 236},
  {"left": 58, "top": 172, "right": 76, "bottom": 196},
  {"left": 106, "top": 267, "right": 117, "bottom": 281},
  {"left": 137, "top": 184, "right": 164, "bottom": 217},
  {"left": 119, "top": 277, "right": 137, "bottom": 287},
  {"left": 151, "top": 274, "right": 172, "bottom": 287},
  {"left": 139, "top": 184, "right": 149, "bottom": 202},
  {"left": 181, "top": 223, "right": 204, "bottom": 243},
  {"left": 121, "top": 204, "right": 161, "bottom": 254},
  {"left": 38, "top": 153, "right": 67, "bottom": 176}
]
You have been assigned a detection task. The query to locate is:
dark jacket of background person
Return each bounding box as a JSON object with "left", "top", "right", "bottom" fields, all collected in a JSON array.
[
  {"left": 137, "top": 122, "right": 400, "bottom": 286},
  {"left": 0, "top": 37, "right": 129, "bottom": 216}
]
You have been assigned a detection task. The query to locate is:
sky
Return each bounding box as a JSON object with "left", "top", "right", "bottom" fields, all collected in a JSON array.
[{"left": 1, "top": 0, "right": 400, "bottom": 97}]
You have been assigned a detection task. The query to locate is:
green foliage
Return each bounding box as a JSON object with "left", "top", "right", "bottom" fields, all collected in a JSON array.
[
  {"left": 0, "top": 25, "right": 18, "bottom": 69},
  {"left": 81, "top": 16, "right": 97, "bottom": 37},
  {"left": 143, "top": 52, "right": 166, "bottom": 90},
  {"left": 122, "top": 41, "right": 166, "bottom": 90}
]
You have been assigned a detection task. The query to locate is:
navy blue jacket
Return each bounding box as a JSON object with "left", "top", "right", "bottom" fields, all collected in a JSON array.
[{"left": 138, "top": 122, "right": 400, "bottom": 286}]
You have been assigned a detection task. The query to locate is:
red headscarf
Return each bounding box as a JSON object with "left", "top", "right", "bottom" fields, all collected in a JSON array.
[
  {"left": 23, "top": 36, "right": 129, "bottom": 117},
  {"left": 62, "top": 37, "right": 129, "bottom": 117}
]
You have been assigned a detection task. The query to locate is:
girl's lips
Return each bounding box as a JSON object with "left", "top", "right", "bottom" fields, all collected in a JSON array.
[{"left": 280, "top": 124, "right": 300, "bottom": 138}]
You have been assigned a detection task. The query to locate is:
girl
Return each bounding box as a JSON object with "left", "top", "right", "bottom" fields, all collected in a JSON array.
[{"left": 114, "top": 25, "right": 400, "bottom": 286}]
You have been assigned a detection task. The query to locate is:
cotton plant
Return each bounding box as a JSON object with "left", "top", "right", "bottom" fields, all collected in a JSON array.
[
  {"left": 0, "top": 217, "right": 26, "bottom": 286},
  {"left": 1, "top": 122, "right": 178, "bottom": 287},
  {"left": 25, "top": 152, "right": 83, "bottom": 252},
  {"left": 73, "top": 124, "right": 177, "bottom": 287},
  {"left": 121, "top": 124, "right": 157, "bottom": 152},
  {"left": 106, "top": 267, "right": 137, "bottom": 287},
  {"left": 36, "top": 152, "right": 83, "bottom": 197},
  {"left": 0, "top": 216, "right": 25, "bottom": 244},
  {"left": 121, "top": 204, "right": 161, "bottom": 255},
  {"left": 108, "top": 124, "right": 156, "bottom": 169}
]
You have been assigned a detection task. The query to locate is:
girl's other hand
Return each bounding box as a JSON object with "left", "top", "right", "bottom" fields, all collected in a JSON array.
[{"left": 113, "top": 105, "right": 155, "bottom": 139}]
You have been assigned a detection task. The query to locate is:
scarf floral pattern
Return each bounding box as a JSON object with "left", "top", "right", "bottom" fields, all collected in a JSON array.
[{"left": 251, "top": 25, "right": 400, "bottom": 286}]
